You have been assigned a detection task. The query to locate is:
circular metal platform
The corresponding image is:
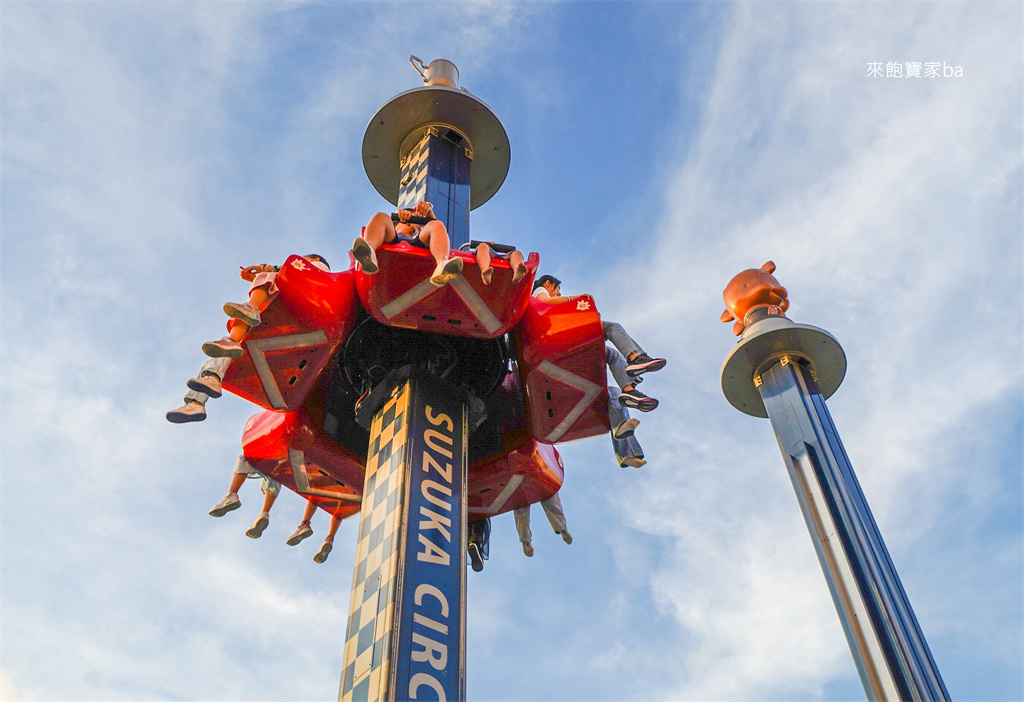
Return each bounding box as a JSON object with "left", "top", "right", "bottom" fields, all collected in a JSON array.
[
  {"left": 721, "top": 316, "right": 847, "bottom": 418},
  {"left": 362, "top": 85, "right": 510, "bottom": 210}
]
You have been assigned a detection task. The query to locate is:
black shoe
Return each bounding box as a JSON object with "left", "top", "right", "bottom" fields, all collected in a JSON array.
[
  {"left": 468, "top": 542, "right": 484, "bottom": 572},
  {"left": 625, "top": 353, "right": 666, "bottom": 378},
  {"left": 618, "top": 389, "right": 659, "bottom": 412}
]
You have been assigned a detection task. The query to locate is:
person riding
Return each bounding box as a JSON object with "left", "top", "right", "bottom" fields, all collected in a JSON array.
[
  {"left": 532, "top": 275, "right": 666, "bottom": 411},
  {"left": 352, "top": 201, "right": 463, "bottom": 286}
]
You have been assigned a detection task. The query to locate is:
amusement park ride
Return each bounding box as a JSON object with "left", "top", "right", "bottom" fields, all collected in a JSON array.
[
  {"left": 174, "top": 58, "right": 625, "bottom": 702},
  {"left": 172, "top": 57, "right": 948, "bottom": 702}
]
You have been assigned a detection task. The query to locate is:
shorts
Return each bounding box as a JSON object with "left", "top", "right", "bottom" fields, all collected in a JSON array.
[
  {"left": 249, "top": 271, "right": 279, "bottom": 295},
  {"left": 234, "top": 455, "right": 280, "bottom": 495},
  {"left": 394, "top": 232, "right": 428, "bottom": 249}
]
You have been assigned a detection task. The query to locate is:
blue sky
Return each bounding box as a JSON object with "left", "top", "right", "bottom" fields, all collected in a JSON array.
[{"left": 2, "top": 2, "right": 1021, "bottom": 700}]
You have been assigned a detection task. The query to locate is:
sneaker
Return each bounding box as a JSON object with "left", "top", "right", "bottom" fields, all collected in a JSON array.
[
  {"left": 429, "top": 257, "right": 463, "bottom": 286},
  {"left": 246, "top": 511, "right": 270, "bottom": 539},
  {"left": 202, "top": 336, "right": 244, "bottom": 359},
  {"left": 187, "top": 374, "right": 222, "bottom": 399},
  {"left": 209, "top": 493, "right": 241, "bottom": 517},
  {"left": 286, "top": 522, "right": 313, "bottom": 546},
  {"left": 559, "top": 530, "right": 573, "bottom": 545},
  {"left": 223, "top": 301, "right": 261, "bottom": 327},
  {"left": 313, "top": 537, "right": 334, "bottom": 564},
  {"left": 612, "top": 417, "right": 640, "bottom": 440},
  {"left": 166, "top": 401, "right": 206, "bottom": 423},
  {"left": 468, "top": 542, "right": 484, "bottom": 572},
  {"left": 352, "top": 238, "right": 379, "bottom": 274},
  {"left": 621, "top": 457, "right": 647, "bottom": 469},
  {"left": 618, "top": 388, "right": 659, "bottom": 412},
  {"left": 522, "top": 542, "right": 534, "bottom": 558},
  {"left": 625, "top": 353, "right": 667, "bottom": 378}
]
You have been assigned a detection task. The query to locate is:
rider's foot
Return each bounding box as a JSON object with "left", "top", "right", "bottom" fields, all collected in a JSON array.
[
  {"left": 430, "top": 257, "right": 463, "bottom": 286},
  {"left": 625, "top": 353, "right": 666, "bottom": 378},
  {"left": 166, "top": 400, "right": 207, "bottom": 423},
  {"left": 352, "top": 238, "right": 379, "bottom": 274},
  {"left": 618, "top": 388, "right": 659, "bottom": 412},
  {"left": 202, "top": 336, "right": 244, "bottom": 359},
  {"left": 223, "top": 301, "right": 262, "bottom": 327}
]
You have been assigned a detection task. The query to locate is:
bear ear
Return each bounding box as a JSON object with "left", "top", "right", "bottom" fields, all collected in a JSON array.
[
  {"left": 721, "top": 309, "right": 735, "bottom": 323},
  {"left": 733, "top": 320, "right": 745, "bottom": 336},
  {"left": 761, "top": 261, "right": 776, "bottom": 274}
]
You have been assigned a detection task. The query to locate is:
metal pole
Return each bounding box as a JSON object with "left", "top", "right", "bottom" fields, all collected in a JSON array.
[
  {"left": 339, "top": 377, "right": 468, "bottom": 702},
  {"left": 722, "top": 312, "right": 949, "bottom": 701}
]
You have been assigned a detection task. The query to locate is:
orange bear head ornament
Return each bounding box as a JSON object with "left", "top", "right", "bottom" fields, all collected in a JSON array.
[{"left": 720, "top": 261, "right": 790, "bottom": 336}]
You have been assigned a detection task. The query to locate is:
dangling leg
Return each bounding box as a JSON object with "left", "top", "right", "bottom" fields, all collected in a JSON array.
[
  {"left": 476, "top": 243, "right": 493, "bottom": 285},
  {"left": 287, "top": 500, "right": 318, "bottom": 546},
  {"left": 514, "top": 506, "right": 534, "bottom": 557},
  {"left": 209, "top": 457, "right": 251, "bottom": 516},
  {"left": 609, "top": 387, "right": 645, "bottom": 468},
  {"left": 540, "top": 493, "right": 571, "bottom": 544},
  {"left": 421, "top": 220, "right": 463, "bottom": 286},
  {"left": 167, "top": 385, "right": 210, "bottom": 423},
  {"left": 314, "top": 511, "right": 345, "bottom": 563},
  {"left": 607, "top": 346, "right": 658, "bottom": 412},
  {"left": 509, "top": 249, "right": 527, "bottom": 284},
  {"left": 246, "top": 477, "right": 279, "bottom": 539},
  {"left": 352, "top": 212, "right": 398, "bottom": 274},
  {"left": 603, "top": 321, "right": 666, "bottom": 378}
]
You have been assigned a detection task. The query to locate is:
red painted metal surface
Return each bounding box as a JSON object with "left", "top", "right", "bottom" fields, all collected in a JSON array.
[
  {"left": 241, "top": 408, "right": 364, "bottom": 522},
  {"left": 241, "top": 378, "right": 564, "bottom": 521},
  {"left": 222, "top": 256, "right": 359, "bottom": 411},
  {"left": 221, "top": 248, "right": 609, "bottom": 523},
  {"left": 354, "top": 242, "right": 539, "bottom": 339},
  {"left": 513, "top": 294, "right": 610, "bottom": 444}
]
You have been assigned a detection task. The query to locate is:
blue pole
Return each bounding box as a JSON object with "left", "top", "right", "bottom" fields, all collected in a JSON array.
[{"left": 722, "top": 315, "right": 949, "bottom": 701}]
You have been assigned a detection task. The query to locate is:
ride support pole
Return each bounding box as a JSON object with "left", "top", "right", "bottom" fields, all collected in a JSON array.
[
  {"left": 722, "top": 313, "right": 949, "bottom": 701},
  {"left": 338, "top": 377, "right": 468, "bottom": 702}
]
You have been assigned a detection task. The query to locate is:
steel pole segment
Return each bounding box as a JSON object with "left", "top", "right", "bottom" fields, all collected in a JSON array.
[
  {"left": 757, "top": 358, "right": 949, "bottom": 701},
  {"left": 339, "top": 377, "right": 468, "bottom": 702}
]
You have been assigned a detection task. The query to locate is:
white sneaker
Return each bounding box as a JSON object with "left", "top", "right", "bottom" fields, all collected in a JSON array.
[
  {"left": 286, "top": 522, "right": 313, "bottom": 546},
  {"left": 166, "top": 401, "right": 206, "bottom": 423},
  {"left": 429, "top": 257, "right": 463, "bottom": 286},
  {"left": 246, "top": 511, "right": 270, "bottom": 539},
  {"left": 223, "top": 301, "right": 262, "bottom": 327},
  {"left": 612, "top": 418, "right": 639, "bottom": 440},
  {"left": 352, "top": 238, "right": 379, "bottom": 274},
  {"left": 209, "top": 493, "right": 240, "bottom": 517},
  {"left": 187, "top": 374, "right": 222, "bottom": 398},
  {"left": 314, "top": 537, "right": 334, "bottom": 563}
]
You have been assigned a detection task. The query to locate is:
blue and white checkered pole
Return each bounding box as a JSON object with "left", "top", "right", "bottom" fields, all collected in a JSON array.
[{"left": 338, "top": 378, "right": 468, "bottom": 702}]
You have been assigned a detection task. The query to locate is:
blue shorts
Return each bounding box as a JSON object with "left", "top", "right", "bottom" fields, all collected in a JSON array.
[{"left": 394, "top": 232, "right": 428, "bottom": 249}]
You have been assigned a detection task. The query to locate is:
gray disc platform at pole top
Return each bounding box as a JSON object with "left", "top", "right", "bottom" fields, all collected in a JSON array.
[
  {"left": 721, "top": 315, "right": 847, "bottom": 418},
  {"left": 362, "top": 86, "right": 510, "bottom": 210}
]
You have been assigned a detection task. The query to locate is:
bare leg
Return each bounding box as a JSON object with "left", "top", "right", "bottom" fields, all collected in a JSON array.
[
  {"left": 228, "top": 472, "right": 246, "bottom": 494},
  {"left": 419, "top": 220, "right": 452, "bottom": 265},
  {"left": 260, "top": 489, "right": 278, "bottom": 514},
  {"left": 301, "top": 500, "right": 317, "bottom": 523},
  {"left": 327, "top": 513, "right": 344, "bottom": 539},
  {"left": 509, "top": 250, "right": 527, "bottom": 284},
  {"left": 363, "top": 212, "right": 398, "bottom": 250},
  {"left": 476, "top": 243, "right": 493, "bottom": 285}
]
